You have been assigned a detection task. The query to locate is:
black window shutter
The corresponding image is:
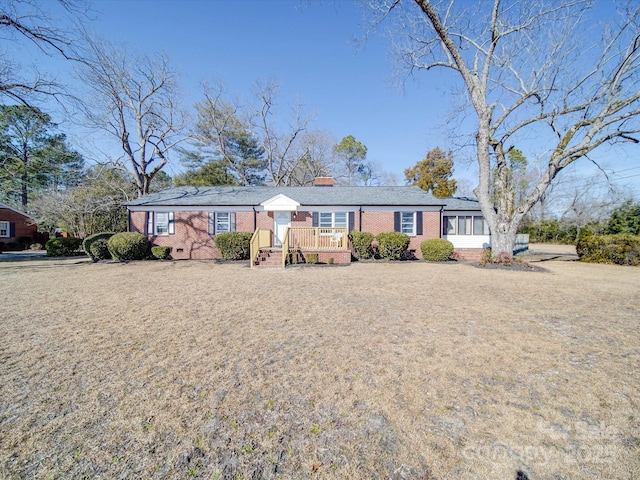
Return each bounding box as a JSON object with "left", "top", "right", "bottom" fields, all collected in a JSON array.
[
  {"left": 9, "top": 222, "right": 15, "bottom": 237},
  {"left": 416, "top": 211, "right": 423, "bottom": 235},
  {"left": 145, "top": 212, "right": 151, "bottom": 234},
  {"left": 168, "top": 212, "right": 175, "bottom": 235},
  {"left": 208, "top": 213, "right": 214, "bottom": 235},
  {"left": 393, "top": 212, "right": 401, "bottom": 232},
  {"left": 312, "top": 212, "right": 319, "bottom": 227},
  {"left": 230, "top": 212, "right": 236, "bottom": 231},
  {"left": 348, "top": 212, "right": 355, "bottom": 233}
]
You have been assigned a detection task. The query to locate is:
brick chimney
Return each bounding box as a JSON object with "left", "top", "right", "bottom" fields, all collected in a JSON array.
[{"left": 314, "top": 176, "right": 335, "bottom": 187}]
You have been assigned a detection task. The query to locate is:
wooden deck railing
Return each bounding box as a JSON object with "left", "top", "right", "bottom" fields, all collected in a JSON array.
[
  {"left": 250, "top": 228, "right": 272, "bottom": 269},
  {"left": 281, "top": 227, "right": 290, "bottom": 268},
  {"left": 287, "top": 227, "right": 348, "bottom": 251}
]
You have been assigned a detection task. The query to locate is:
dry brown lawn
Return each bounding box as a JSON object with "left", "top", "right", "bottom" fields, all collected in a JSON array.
[{"left": 0, "top": 257, "right": 638, "bottom": 479}]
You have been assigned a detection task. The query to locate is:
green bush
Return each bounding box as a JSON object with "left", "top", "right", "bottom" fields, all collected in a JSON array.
[
  {"left": 89, "top": 239, "right": 111, "bottom": 261},
  {"left": 351, "top": 230, "right": 375, "bottom": 259},
  {"left": 151, "top": 245, "right": 172, "bottom": 259},
  {"left": 45, "top": 237, "right": 84, "bottom": 257},
  {"left": 420, "top": 238, "right": 454, "bottom": 261},
  {"left": 83, "top": 232, "right": 115, "bottom": 261},
  {"left": 376, "top": 231, "right": 410, "bottom": 261},
  {"left": 576, "top": 233, "right": 640, "bottom": 265},
  {"left": 518, "top": 219, "right": 579, "bottom": 244},
  {"left": 214, "top": 232, "right": 252, "bottom": 260},
  {"left": 107, "top": 232, "right": 149, "bottom": 261}
]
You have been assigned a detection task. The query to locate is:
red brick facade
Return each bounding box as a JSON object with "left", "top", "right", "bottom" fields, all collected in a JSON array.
[
  {"left": 130, "top": 209, "right": 456, "bottom": 261},
  {"left": 0, "top": 205, "right": 37, "bottom": 246}
]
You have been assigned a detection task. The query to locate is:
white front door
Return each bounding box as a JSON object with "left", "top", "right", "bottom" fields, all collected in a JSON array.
[{"left": 274, "top": 211, "right": 291, "bottom": 246}]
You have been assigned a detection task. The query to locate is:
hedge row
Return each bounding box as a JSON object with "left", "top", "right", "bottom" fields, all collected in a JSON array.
[
  {"left": 350, "top": 230, "right": 454, "bottom": 262},
  {"left": 576, "top": 233, "right": 640, "bottom": 266},
  {"left": 45, "top": 237, "right": 84, "bottom": 257}
]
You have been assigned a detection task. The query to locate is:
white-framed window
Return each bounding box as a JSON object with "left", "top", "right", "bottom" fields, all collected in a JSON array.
[
  {"left": 208, "top": 212, "right": 236, "bottom": 235},
  {"left": 147, "top": 212, "right": 175, "bottom": 236},
  {"left": 0, "top": 221, "right": 9, "bottom": 237},
  {"left": 445, "top": 216, "right": 456, "bottom": 235},
  {"left": 319, "top": 212, "right": 347, "bottom": 228},
  {"left": 457, "top": 215, "right": 472, "bottom": 235},
  {"left": 444, "top": 215, "right": 489, "bottom": 235},
  {"left": 400, "top": 212, "right": 416, "bottom": 235},
  {"left": 155, "top": 212, "right": 170, "bottom": 235},
  {"left": 473, "top": 216, "right": 490, "bottom": 235}
]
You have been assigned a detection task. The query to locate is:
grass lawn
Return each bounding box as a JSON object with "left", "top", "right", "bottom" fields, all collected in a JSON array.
[{"left": 0, "top": 258, "right": 638, "bottom": 479}]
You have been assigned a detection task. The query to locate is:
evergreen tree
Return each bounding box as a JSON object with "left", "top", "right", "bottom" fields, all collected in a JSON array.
[
  {"left": 606, "top": 200, "right": 640, "bottom": 235},
  {"left": 404, "top": 147, "right": 457, "bottom": 197},
  {"left": 0, "top": 105, "right": 84, "bottom": 208}
]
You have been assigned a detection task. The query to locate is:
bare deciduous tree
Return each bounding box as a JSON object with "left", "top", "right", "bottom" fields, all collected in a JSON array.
[
  {"left": 30, "top": 165, "right": 135, "bottom": 237},
  {"left": 80, "top": 38, "right": 185, "bottom": 197},
  {"left": 374, "top": 0, "right": 640, "bottom": 259},
  {"left": 192, "top": 80, "right": 331, "bottom": 186},
  {"left": 251, "top": 80, "right": 313, "bottom": 186},
  {"left": 0, "top": 0, "right": 85, "bottom": 106}
]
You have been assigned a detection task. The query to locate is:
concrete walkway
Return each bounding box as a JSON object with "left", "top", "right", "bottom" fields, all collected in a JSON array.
[{"left": 523, "top": 243, "right": 579, "bottom": 262}]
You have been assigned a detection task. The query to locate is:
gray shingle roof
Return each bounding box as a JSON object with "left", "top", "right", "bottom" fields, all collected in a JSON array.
[
  {"left": 126, "top": 186, "right": 481, "bottom": 210},
  {"left": 440, "top": 196, "right": 484, "bottom": 211}
]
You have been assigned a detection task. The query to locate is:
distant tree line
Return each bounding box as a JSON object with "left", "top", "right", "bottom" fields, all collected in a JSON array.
[{"left": 519, "top": 200, "right": 640, "bottom": 244}]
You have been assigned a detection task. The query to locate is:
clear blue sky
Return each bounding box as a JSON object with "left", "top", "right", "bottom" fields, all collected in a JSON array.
[
  {"left": 33, "top": 1, "right": 640, "bottom": 198},
  {"left": 40, "top": 0, "right": 470, "bottom": 187}
]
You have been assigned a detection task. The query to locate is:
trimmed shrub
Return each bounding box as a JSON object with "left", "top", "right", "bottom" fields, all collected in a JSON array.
[
  {"left": 576, "top": 233, "right": 640, "bottom": 265},
  {"left": 89, "top": 239, "right": 111, "bottom": 261},
  {"left": 107, "top": 232, "right": 149, "bottom": 261},
  {"left": 351, "top": 230, "right": 375, "bottom": 259},
  {"left": 83, "top": 232, "right": 115, "bottom": 262},
  {"left": 214, "top": 232, "right": 252, "bottom": 260},
  {"left": 376, "top": 231, "right": 410, "bottom": 261},
  {"left": 420, "top": 238, "right": 454, "bottom": 262},
  {"left": 151, "top": 245, "right": 172, "bottom": 260},
  {"left": 45, "top": 237, "right": 84, "bottom": 257}
]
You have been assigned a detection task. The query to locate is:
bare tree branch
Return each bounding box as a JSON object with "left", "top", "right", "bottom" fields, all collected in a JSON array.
[
  {"left": 373, "top": 0, "right": 640, "bottom": 258},
  {"left": 79, "top": 37, "right": 186, "bottom": 197}
]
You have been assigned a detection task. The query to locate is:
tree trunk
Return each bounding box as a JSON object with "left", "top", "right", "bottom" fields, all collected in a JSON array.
[
  {"left": 21, "top": 152, "right": 28, "bottom": 208},
  {"left": 490, "top": 227, "right": 517, "bottom": 260}
]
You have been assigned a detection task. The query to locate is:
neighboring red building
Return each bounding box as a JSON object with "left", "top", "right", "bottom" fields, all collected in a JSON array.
[
  {"left": 0, "top": 202, "right": 38, "bottom": 249},
  {"left": 126, "top": 178, "right": 490, "bottom": 266}
]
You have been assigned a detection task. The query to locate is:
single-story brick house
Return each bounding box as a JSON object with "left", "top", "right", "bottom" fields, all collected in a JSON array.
[
  {"left": 0, "top": 202, "right": 38, "bottom": 249},
  {"left": 126, "top": 178, "right": 491, "bottom": 266}
]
